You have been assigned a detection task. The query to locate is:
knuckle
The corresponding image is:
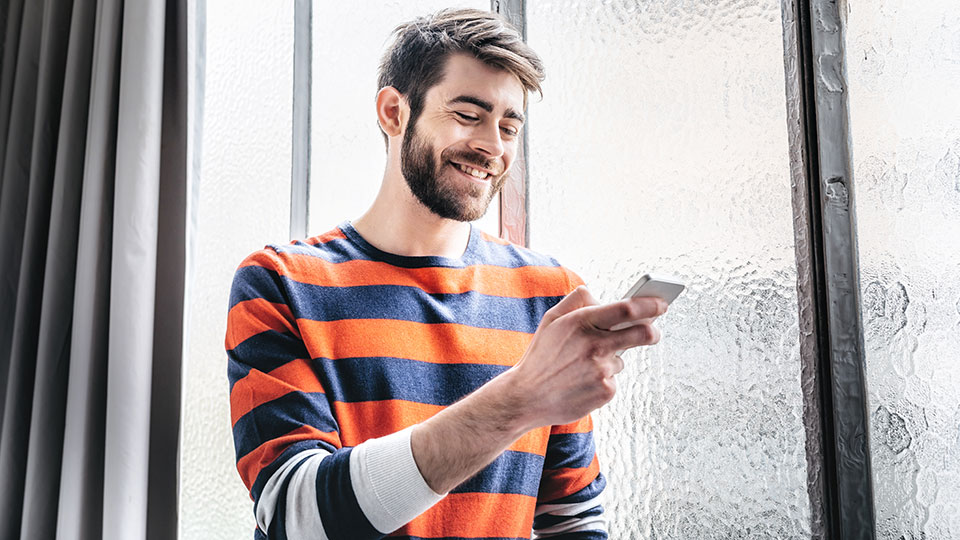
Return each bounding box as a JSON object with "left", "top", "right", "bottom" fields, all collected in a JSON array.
[
  {"left": 585, "top": 341, "right": 608, "bottom": 359},
  {"left": 619, "top": 302, "right": 639, "bottom": 320},
  {"left": 637, "top": 323, "right": 654, "bottom": 343}
]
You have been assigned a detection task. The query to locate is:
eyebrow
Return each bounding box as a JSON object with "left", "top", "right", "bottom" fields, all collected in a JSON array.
[{"left": 449, "top": 95, "right": 525, "bottom": 124}]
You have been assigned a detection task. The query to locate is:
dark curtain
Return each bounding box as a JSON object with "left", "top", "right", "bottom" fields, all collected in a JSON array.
[{"left": 0, "top": 0, "right": 188, "bottom": 538}]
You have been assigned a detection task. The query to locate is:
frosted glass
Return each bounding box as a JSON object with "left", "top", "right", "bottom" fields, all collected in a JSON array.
[
  {"left": 526, "top": 1, "right": 811, "bottom": 537},
  {"left": 180, "top": 2, "right": 294, "bottom": 539},
  {"left": 846, "top": 1, "right": 960, "bottom": 537},
  {"left": 308, "top": 0, "right": 500, "bottom": 238}
]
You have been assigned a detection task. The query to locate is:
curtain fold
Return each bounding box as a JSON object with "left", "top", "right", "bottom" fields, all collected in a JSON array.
[
  {"left": 104, "top": 0, "right": 168, "bottom": 535},
  {"left": 0, "top": 0, "right": 189, "bottom": 538},
  {"left": 15, "top": 0, "right": 79, "bottom": 538},
  {"left": 0, "top": 1, "right": 49, "bottom": 536},
  {"left": 22, "top": 0, "right": 99, "bottom": 535}
]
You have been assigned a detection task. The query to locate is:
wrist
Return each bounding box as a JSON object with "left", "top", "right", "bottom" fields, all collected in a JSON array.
[{"left": 479, "top": 367, "right": 540, "bottom": 436}]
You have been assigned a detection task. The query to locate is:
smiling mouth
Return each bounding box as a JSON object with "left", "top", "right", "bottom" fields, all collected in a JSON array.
[{"left": 450, "top": 161, "right": 492, "bottom": 180}]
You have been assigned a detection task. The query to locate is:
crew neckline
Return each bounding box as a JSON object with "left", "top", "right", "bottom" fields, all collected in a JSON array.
[{"left": 338, "top": 221, "right": 479, "bottom": 267}]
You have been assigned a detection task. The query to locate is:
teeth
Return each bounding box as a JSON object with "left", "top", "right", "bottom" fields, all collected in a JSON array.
[{"left": 456, "top": 163, "right": 489, "bottom": 179}]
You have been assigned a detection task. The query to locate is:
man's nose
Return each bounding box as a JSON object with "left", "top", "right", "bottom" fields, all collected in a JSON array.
[{"left": 468, "top": 123, "right": 505, "bottom": 159}]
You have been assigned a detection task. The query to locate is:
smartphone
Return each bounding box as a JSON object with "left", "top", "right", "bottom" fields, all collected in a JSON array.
[
  {"left": 610, "top": 273, "right": 685, "bottom": 332},
  {"left": 622, "top": 273, "right": 686, "bottom": 304}
]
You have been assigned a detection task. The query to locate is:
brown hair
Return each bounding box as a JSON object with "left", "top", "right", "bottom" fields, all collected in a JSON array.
[{"left": 377, "top": 8, "right": 545, "bottom": 143}]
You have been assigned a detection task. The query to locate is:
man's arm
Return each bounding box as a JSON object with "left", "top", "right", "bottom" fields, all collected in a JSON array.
[{"left": 410, "top": 285, "right": 666, "bottom": 495}]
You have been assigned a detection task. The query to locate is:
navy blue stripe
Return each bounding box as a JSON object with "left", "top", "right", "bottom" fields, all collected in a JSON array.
[
  {"left": 282, "top": 280, "right": 559, "bottom": 333},
  {"left": 270, "top": 240, "right": 363, "bottom": 265},
  {"left": 275, "top": 223, "right": 564, "bottom": 270},
  {"left": 452, "top": 450, "right": 544, "bottom": 497},
  {"left": 533, "top": 504, "right": 604, "bottom": 529},
  {"left": 230, "top": 264, "right": 288, "bottom": 308},
  {"left": 233, "top": 391, "right": 338, "bottom": 462},
  {"left": 543, "top": 432, "right": 596, "bottom": 471},
  {"left": 541, "top": 473, "right": 607, "bottom": 505},
  {"left": 314, "top": 448, "right": 381, "bottom": 540},
  {"left": 316, "top": 356, "right": 506, "bottom": 405},
  {"left": 228, "top": 330, "right": 309, "bottom": 390},
  {"left": 250, "top": 441, "right": 338, "bottom": 502}
]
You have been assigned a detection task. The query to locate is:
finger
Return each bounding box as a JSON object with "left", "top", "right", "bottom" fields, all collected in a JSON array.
[
  {"left": 608, "top": 316, "right": 657, "bottom": 332},
  {"left": 541, "top": 286, "right": 600, "bottom": 326},
  {"left": 606, "top": 322, "right": 662, "bottom": 352},
  {"left": 579, "top": 296, "right": 666, "bottom": 332},
  {"left": 609, "top": 353, "right": 625, "bottom": 376}
]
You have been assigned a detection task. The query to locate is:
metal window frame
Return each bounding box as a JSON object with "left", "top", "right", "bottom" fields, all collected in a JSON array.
[
  {"left": 290, "top": 0, "right": 311, "bottom": 240},
  {"left": 786, "top": 0, "right": 877, "bottom": 537}
]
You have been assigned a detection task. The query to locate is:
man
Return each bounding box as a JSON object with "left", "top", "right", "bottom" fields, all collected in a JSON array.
[{"left": 226, "top": 8, "right": 666, "bottom": 539}]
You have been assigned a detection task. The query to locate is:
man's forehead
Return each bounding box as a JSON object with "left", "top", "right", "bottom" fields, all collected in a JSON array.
[{"left": 430, "top": 54, "right": 525, "bottom": 115}]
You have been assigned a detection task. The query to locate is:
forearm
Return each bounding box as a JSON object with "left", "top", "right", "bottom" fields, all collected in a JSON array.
[{"left": 410, "top": 368, "right": 535, "bottom": 495}]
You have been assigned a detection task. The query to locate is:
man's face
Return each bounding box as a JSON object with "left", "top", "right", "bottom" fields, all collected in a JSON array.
[{"left": 400, "top": 54, "right": 525, "bottom": 222}]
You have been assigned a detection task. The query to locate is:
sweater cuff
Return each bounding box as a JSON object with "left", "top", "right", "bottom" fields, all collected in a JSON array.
[{"left": 349, "top": 427, "right": 446, "bottom": 533}]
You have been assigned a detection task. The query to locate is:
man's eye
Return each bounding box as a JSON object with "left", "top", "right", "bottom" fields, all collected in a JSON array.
[
  {"left": 456, "top": 112, "right": 479, "bottom": 121},
  {"left": 501, "top": 126, "right": 519, "bottom": 137}
]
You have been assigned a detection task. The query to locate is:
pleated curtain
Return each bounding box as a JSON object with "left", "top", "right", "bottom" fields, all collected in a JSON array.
[{"left": 0, "top": 0, "right": 190, "bottom": 538}]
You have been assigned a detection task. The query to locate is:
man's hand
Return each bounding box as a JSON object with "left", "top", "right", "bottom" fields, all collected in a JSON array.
[
  {"left": 410, "top": 286, "right": 666, "bottom": 495},
  {"left": 505, "top": 285, "right": 667, "bottom": 429}
]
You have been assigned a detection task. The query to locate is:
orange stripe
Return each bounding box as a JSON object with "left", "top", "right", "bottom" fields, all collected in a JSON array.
[
  {"left": 564, "top": 267, "right": 585, "bottom": 289},
  {"left": 307, "top": 228, "right": 347, "bottom": 245},
  {"left": 479, "top": 230, "right": 511, "bottom": 246},
  {"left": 332, "top": 400, "right": 444, "bottom": 446},
  {"left": 550, "top": 414, "right": 594, "bottom": 435},
  {"left": 332, "top": 399, "right": 551, "bottom": 455},
  {"left": 300, "top": 319, "right": 532, "bottom": 365},
  {"left": 235, "top": 425, "right": 340, "bottom": 492},
  {"left": 538, "top": 454, "right": 600, "bottom": 503},
  {"left": 390, "top": 492, "right": 536, "bottom": 538},
  {"left": 241, "top": 254, "right": 573, "bottom": 299},
  {"left": 510, "top": 427, "right": 550, "bottom": 455},
  {"left": 225, "top": 298, "right": 298, "bottom": 350},
  {"left": 230, "top": 359, "right": 324, "bottom": 426}
]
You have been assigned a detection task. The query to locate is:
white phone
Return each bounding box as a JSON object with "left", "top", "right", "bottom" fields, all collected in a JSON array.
[
  {"left": 610, "top": 273, "right": 685, "bottom": 332},
  {"left": 622, "top": 273, "right": 686, "bottom": 305}
]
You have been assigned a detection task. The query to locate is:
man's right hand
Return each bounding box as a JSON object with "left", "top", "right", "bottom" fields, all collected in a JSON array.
[
  {"left": 410, "top": 285, "right": 666, "bottom": 496},
  {"left": 504, "top": 285, "right": 667, "bottom": 429}
]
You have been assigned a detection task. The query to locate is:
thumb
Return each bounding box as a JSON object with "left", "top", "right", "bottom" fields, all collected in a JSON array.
[{"left": 541, "top": 285, "right": 599, "bottom": 326}]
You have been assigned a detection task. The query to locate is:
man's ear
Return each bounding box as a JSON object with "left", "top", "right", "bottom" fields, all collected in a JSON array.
[{"left": 376, "top": 86, "right": 405, "bottom": 138}]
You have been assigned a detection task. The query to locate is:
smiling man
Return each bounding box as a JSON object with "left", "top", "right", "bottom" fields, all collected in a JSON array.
[{"left": 227, "top": 8, "right": 666, "bottom": 540}]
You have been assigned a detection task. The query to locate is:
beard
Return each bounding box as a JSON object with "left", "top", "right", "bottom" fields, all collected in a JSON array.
[{"left": 400, "top": 121, "right": 508, "bottom": 222}]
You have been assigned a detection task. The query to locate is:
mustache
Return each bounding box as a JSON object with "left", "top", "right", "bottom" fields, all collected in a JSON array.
[{"left": 442, "top": 149, "right": 505, "bottom": 176}]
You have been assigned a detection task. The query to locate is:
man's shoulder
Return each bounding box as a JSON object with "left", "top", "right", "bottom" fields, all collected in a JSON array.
[
  {"left": 231, "top": 224, "right": 359, "bottom": 284},
  {"left": 472, "top": 229, "right": 584, "bottom": 291},
  {"left": 472, "top": 228, "right": 560, "bottom": 267}
]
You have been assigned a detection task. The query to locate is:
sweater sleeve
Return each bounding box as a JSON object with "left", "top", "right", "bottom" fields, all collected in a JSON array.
[
  {"left": 226, "top": 249, "right": 444, "bottom": 539},
  {"left": 532, "top": 417, "right": 608, "bottom": 539}
]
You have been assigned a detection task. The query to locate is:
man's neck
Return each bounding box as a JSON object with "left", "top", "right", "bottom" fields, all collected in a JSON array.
[{"left": 352, "top": 183, "right": 472, "bottom": 259}]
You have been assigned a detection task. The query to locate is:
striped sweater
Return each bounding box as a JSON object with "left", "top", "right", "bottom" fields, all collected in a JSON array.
[{"left": 226, "top": 222, "right": 608, "bottom": 539}]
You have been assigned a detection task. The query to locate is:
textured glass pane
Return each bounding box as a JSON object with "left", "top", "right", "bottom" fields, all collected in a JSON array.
[
  {"left": 180, "top": 2, "right": 294, "bottom": 539},
  {"left": 308, "top": 0, "right": 499, "bottom": 237},
  {"left": 526, "top": 2, "right": 810, "bottom": 537},
  {"left": 846, "top": 1, "right": 960, "bottom": 537}
]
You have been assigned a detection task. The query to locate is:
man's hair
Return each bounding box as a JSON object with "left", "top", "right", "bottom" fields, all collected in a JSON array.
[{"left": 377, "top": 8, "right": 545, "bottom": 144}]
